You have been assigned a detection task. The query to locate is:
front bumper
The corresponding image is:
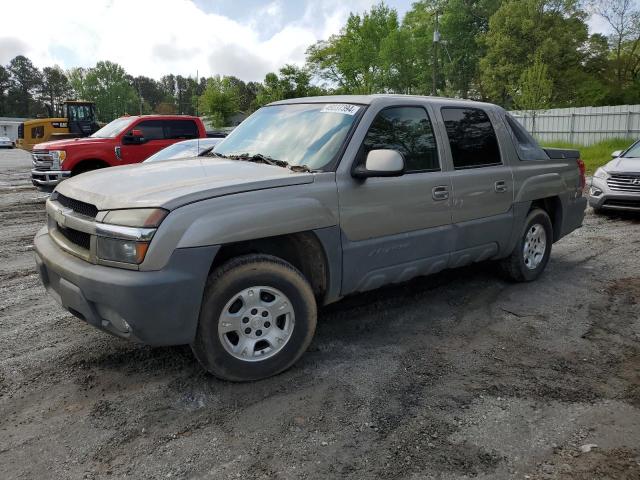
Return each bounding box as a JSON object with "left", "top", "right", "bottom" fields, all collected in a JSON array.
[
  {"left": 31, "top": 169, "right": 71, "bottom": 187},
  {"left": 34, "top": 227, "right": 219, "bottom": 346},
  {"left": 589, "top": 177, "right": 640, "bottom": 211}
]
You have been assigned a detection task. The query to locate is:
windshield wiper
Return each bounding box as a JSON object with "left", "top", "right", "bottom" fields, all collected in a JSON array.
[{"left": 216, "top": 152, "right": 313, "bottom": 173}]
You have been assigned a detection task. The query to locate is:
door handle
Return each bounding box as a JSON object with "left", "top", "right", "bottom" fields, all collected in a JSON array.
[
  {"left": 432, "top": 185, "right": 449, "bottom": 201},
  {"left": 494, "top": 180, "right": 508, "bottom": 193}
]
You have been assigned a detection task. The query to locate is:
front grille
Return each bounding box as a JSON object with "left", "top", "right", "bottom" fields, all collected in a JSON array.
[
  {"left": 56, "top": 193, "right": 98, "bottom": 218},
  {"left": 607, "top": 173, "right": 640, "bottom": 192},
  {"left": 32, "top": 150, "right": 53, "bottom": 170},
  {"left": 58, "top": 225, "right": 91, "bottom": 250}
]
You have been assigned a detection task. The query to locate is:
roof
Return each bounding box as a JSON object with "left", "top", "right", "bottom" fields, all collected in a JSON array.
[{"left": 269, "top": 94, "right": 496, "bottom": 109}]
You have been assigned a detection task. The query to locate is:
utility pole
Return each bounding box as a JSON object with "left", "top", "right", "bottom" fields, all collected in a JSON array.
[{"left": 432, "top": 10, "right": 440, "bottom": 96}]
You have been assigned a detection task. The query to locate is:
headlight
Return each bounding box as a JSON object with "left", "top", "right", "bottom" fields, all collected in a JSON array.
[
  {"left": 103, "top": 208, "right": 168, "bottom": 227},
  {"left": 593, "top": 167, "right": 609, "bottom": 179},
  {"left": 50, "top": 150, "right": 66, "bottom": 166},
  {"left": 96, "top": 237, "right": 149, "bottom": 264},
  {"left": 96, "top": 208, "right": 168, "bottom": 264}
]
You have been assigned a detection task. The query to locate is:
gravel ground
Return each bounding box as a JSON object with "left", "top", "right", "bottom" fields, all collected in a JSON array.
[{"left": 1, "top": 147, "right": 639, "bottom": 480}]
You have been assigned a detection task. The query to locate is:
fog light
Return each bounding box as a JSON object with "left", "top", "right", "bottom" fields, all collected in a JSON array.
[
  {"left": 96, "top": 304, "right": 131, "bottom": 333},
  {"left": 96, "top": 237, "right": 149, "bottom": 264},
  {"left": 590, "top": 187, "right": 602, "bottom": 196}
]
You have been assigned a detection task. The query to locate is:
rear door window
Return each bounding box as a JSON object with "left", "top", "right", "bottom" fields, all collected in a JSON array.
[
  {"left": 504, "top": 114, "right": 549, "bottom": 160},
  {"left": 441, "top": 107, "right": 501, "bottom": 169},
  {"left": 359, "top": 106, "right": 439, "bottom": 172},
  {"left": 165, "top": 120, "right": 198, "bottom": 139}
]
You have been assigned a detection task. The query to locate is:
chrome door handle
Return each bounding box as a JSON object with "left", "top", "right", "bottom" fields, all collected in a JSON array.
[
  {"left": 494, "top": 180, "right": 507, "bottom": 193},
  {"left": 432, "top": 185, "right": 449, "bottom": 201}
]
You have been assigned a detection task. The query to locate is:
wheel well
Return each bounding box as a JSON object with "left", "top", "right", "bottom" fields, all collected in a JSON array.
[
  {"left": 71, "top": 159, "right": 109, "bottom": 176},
  {"left": 210, "top": 232, "right": 328, "bottom": 300},
  {"left": 531, "top": 196, "right": 563, "bottom": 242}
]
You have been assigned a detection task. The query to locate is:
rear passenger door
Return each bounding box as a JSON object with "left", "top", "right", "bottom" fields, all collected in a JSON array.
[
  {"left": 439, "top": 107, "right": 514, "bottom": 264},
  {"left": 338, "top": 105, "right": 453, "bottom": 294}
]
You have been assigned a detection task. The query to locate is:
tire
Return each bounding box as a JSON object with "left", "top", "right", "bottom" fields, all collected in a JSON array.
[
  {"left": 191, "top": 254, "right": 317, "bottom": 381},
  {"left": 500, "top": 208, "right": 553, "bottom": 282}
]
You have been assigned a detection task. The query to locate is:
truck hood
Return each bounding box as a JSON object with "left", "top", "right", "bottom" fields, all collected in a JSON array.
[
  {"left": 34, "top": 137, "right": 107, "bottom": 150},
  {"left": 604, "top": 157, "right": 640, "bottom": 174},
  {"left": 55, "top": 158, "right": 315, "bottom": 211}
]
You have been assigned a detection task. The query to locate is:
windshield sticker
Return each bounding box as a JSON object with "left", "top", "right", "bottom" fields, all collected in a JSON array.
[{"left": 320, "top": 104, "right": 360, "bottom": 115}]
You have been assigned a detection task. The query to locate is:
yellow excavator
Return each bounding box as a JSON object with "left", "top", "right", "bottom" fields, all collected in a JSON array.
[{"left": 17, "top": 100, "right": 101, "bottom": 151}]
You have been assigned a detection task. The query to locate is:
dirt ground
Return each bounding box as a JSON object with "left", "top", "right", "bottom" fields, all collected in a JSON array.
[{"left": 1, "top": 148, "right": 639, "bottom": 480}]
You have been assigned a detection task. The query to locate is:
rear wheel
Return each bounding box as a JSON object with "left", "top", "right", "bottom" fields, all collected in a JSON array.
[
  {"left": 500, "top": 208, "right": 553, "bottom": 282},
  {"left": 191, "top": 254, "right": 317, "bottom": 381}
]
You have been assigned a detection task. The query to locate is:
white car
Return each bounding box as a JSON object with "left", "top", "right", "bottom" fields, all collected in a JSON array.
[
  {"left": 143, "top": 137, "right": 223, "bottom": 163},
  {"left": 0, "top": 136, "right": 15, "bottom": 148}
]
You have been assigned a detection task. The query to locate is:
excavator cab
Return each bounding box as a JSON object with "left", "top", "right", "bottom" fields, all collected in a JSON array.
[
  {"left": 17, "top": 100, "right": 101, "bottom": 150},
  {"left": 64, "top": 101, "right": 99, "bottom": 136}
]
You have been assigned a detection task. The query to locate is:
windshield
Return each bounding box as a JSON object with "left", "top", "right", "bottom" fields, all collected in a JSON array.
[
  {"left": 622, "top": 141, "right": 640, "bottom": 158},
  {"left": 212, "top": 103, "right": 362, "bottom": 170},
  {"left": 91, "top": 117, "right": 136, "bottom": 138},
  {"left": 144, "top": 138, "right": 221, "bottom": 163}
]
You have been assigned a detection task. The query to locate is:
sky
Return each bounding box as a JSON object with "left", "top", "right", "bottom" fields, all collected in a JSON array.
[{"left": 0, "top": 0, "right": 616, "bottom": 82}]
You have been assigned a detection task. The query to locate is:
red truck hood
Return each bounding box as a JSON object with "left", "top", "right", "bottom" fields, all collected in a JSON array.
[
  {"left": 34, "top": 137, "right": 109, "bottom": 150},
  {"left": 54, "top": 158, "right": 315, "bottom": 211}
]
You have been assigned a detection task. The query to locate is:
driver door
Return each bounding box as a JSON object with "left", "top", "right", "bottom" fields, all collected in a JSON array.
[
  {"left": 337, "top": 105, "right": 454, "bottom": 295},
  {"left": 119, "top": 120, "right": 174, "bottom": 164}
]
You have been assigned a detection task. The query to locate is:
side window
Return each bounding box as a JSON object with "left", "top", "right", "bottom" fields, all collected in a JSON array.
[
  {"left": 504, "top": 114, "right": 549, "bottom": 161},
  {"left": 31, "top": 126, "right": 44, "bottom": 139},
  {"left": 134, "top": 120, "right": 165, "bottom": 140},
  {"left": 441, "top": 107, "right": 501, "bottom": 169},
  {"left": 165, "top": 120, "right": 198, "bottom": 139},
  {"left": 360, "top": 106, "right": 439, "bottom": 172}
]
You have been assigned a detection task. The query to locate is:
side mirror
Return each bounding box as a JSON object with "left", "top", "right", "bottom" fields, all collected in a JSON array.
[
  {"left": 352, "top": 149, "right": 405, "bottom": 179},
  {"left": 611, "top": 150, "right": 622, "bottom": 158},
  {"left": 122, "top": 128, "right": 146, "bottom": 145}
]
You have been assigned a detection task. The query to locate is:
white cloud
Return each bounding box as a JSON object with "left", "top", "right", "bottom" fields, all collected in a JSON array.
[{"left": 0, "top": 0, "right": 365, "bottom": 81}]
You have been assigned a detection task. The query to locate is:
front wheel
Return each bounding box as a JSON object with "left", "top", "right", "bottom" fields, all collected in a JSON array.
[
  {"left": 500, "top": 208, "right": 553, "bottom": 282},
  {"left": 191, "top": 254, "right": 317, "bottom": 381}
]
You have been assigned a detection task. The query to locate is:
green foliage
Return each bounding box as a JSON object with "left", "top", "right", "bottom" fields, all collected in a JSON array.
[
  {"left": 480, "top": 0, "right": 588, "bottom": 107},
  {"left": 307, "top": 2, "right": 401, "bottom": 93},
  {"left": 41, "top": 66, "right": 72, "bottom": 117},
  {"left": 198, "top": 76, "right": 240, "bottom": 128},
  {"left": 6, "top": 55, "right": 43, "bottom": 116},
  {"left": 254, "top": 65, "right": 324, "bottom": 108},
  {"left": 511, "top": 53, "right": 553, "bottom": 112},
  {"left": 540, "top": 138, "right": 633, "bottom": 174},
  {"left": 80, "top": 61, "right": 139, "bottom": 121}
]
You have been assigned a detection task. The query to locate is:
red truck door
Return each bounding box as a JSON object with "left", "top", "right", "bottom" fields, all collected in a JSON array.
[{"left": 119, "top": 118, "right": 201, "bottom": 164}]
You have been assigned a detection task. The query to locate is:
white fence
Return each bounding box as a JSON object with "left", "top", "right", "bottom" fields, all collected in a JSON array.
[{"left": 510, "top": 104, "right": 640, "bottom": 146}]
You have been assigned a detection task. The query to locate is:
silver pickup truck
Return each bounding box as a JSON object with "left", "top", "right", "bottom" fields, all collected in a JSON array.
[{"left": 34, "top": 95, "right": 587, "bottom": 381}]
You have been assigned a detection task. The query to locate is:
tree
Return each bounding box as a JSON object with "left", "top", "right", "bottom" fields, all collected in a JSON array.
[
  {"left": 254, "top": 65, "right": 325, "bottom": 107},
  {"left": 479, "top": 0, "right": 589, "bottom": 107},
  {"left": 133, "top": 76, "right": 164, "bottom": 113},
  {"left": 81, "top": 61, "right": 139, "bottom": 121},
  {"left": 6, "top": 55, "right": 43, "bottom": 116},
  {"left": 306, "top": 3, "right": 400, "bottom": 93},
  {"left": 198, "top": 76, "right": 240, "bottom": 127},
  {"left": 592, "top": 0, "right": 640, "bottom": 91},
  {"left": 511, "top": 54, "right": 553, "bottom": 133},
  {"left": 0, "top": 66, "right": 10, "bottom": 116},
  {"left": 40, "top": 66, "right": 72, "bottom": 116}
]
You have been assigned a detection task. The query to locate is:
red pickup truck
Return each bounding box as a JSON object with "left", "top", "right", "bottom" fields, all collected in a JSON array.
[{"left": 31, "top": 115, "right": 207, "bottom": 188}]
